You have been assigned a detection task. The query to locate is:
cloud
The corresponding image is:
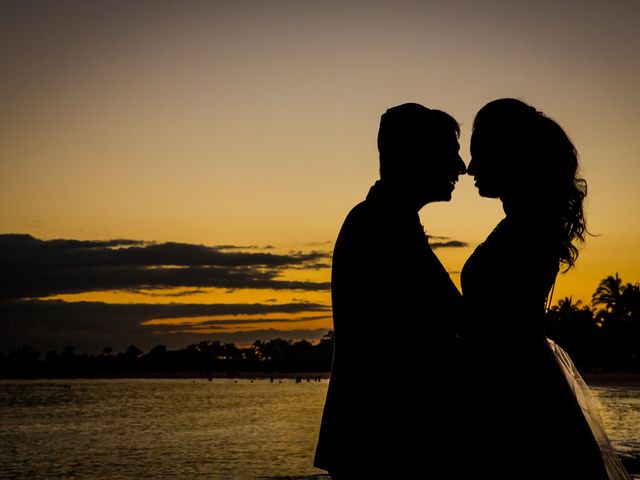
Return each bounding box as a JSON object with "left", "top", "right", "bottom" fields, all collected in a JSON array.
[
  {"left": 0, "top": 299, "right": 332, "bottom": 352},
  {"left": 0, "top": 299, "right": 330, "bottom": 332},
  {"left": 146, "top": 315, "right": 332, "bottom": 330},
  {"left": 426, "top": 235, "right": 468, "bottom": 249},
  {"left": 4, "top": 265, "right": 331, "bottom": 299},
  {"left": 429, "top": 240, "right": 468, "bottom": 249},
  {"left": 1, "top": 234, "right": 330, "bottom": 299},
  {"left": 286, "top": 262, "right": 332, "bottom": 270},
  {"left": 303, "top": 240, "right": 333, "bottom": 247},
  {"left": 215, "top": 244, "right": 274, "bottom": 250},
  {"left": 427, "top": 235, "right": 450, "bottom": 241},
  {"left": 1, "top": 234, "right": 326, "bottom": 268},
  {"left": 127, "top": 288, "right": 208, "bottom": 297}
]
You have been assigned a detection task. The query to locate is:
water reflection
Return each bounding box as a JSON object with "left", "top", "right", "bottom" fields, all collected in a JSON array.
[
  {"left": 593, "top": 387, "right": 640, "bottom": 458},
  {"left": 0, "top": 379, "right": 636, "bottom": 479}
]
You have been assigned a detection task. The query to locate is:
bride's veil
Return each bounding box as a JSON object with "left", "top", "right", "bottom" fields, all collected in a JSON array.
[{"left": 546, "top": 338, "right": 631, "bottom": 480}]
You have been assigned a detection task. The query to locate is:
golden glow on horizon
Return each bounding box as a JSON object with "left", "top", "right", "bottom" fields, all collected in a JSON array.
[{"left": 46, "top": 285, "right": 331, "bottom": 306}]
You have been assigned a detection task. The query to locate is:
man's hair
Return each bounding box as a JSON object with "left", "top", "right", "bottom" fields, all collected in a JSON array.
[{"left": 377, "top": 103, "right": 459, "bottom": 179}]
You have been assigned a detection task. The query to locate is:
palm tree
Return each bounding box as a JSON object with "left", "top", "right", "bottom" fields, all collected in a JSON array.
[
  {"left": 592, "top": 273, "right": 624, "bottom": 316},
  {"left": 621, "top": 282, "right": 640, "bottom": 320},
  {"left": 592, "top": 274, "right": 640, "bottom": 370},
  {"left": 593, "top": 274, "right": 640, "bottom": 323},
  {"left": 125, "top": 345, "right": 143, "bottom": 358},
  {"left": 557, "top": 296, "right": 582, "bottom": 314}
]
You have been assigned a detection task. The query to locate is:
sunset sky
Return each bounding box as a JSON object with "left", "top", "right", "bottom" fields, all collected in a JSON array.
[{"left": 2, "top": 0, "right": 639, "bottom": 353}]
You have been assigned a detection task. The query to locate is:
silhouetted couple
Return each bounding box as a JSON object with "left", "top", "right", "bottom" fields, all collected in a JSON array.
[{"left": 315, "top": 100, "right": 630, "bottom": 479}]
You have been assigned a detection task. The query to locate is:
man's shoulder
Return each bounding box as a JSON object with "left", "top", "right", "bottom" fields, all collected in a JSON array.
[
  {"left": 343, "top": 200, "right": 373, "bottom": 224},
  {"left": 339, "top": 198, "right": 394, "bottom": 237},
  {"left": 335, "top": 201, "right": 372, "bottom": 245},
  {"left": 336, "top": 198, "right": 415, "bottom": 251},
  {"left": 342, "top": 196, "right": 405, "bottom": 225}
]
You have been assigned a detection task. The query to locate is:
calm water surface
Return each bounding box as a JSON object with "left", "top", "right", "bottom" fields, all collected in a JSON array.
[{"left": 0, "top": 379, "right": 637, "bottom": 479}]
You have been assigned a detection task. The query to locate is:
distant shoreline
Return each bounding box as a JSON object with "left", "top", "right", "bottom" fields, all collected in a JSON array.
[
  {"left": 2, "top": 371, "right": 640, "bottom": 387},
  {"left": 580, "top": 372, "right": 640, "bottom": 389},
  {"left": 0, "top": 371, "right": 333, "bottom": 381}
]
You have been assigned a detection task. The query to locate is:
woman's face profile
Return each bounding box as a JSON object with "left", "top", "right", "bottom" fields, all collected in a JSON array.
[{"left": 468, "top": 126, "right": 509, "bottom": 199}]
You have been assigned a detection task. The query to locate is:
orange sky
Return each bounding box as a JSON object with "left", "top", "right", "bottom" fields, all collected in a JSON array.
[{"left": 1, "top": 1, "right": 639, "bottom": 352}]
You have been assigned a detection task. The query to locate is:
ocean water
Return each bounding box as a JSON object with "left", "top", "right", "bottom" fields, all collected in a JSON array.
[{"left": 0, "top": 379, "right": 637, "bottom": 479}]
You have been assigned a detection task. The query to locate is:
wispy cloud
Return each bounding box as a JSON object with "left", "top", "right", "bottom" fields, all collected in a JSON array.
[
  {"left": 429, "top": 240, "right": 468, "bottom": 249},
  {"left": 1, "top": 299, "right": 330, "bottom": 331},
  {"left": 1, "top": 234, "right": 330, "bottom": 299},
  {"left": 303, "top": 240, "right": 333, "bottom": 247},
  {"left": 146, "top": 315, "right": 333, "bottom": 330}
]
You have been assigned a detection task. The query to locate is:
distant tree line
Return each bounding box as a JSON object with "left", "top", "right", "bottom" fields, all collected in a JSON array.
[
  {"left": 1, "top": 273, "right": 639, "bottom": 377},
  {"left": 0, "top": 333, "right": 335, "bottom": 378},
  {"left": 544, "top": 273, "right": 640, "bottom": 372}
]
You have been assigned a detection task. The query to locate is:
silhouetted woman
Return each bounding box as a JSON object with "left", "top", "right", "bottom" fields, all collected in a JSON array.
[{"left": 460, "top": 98, "right": 629, "bottom": 479}]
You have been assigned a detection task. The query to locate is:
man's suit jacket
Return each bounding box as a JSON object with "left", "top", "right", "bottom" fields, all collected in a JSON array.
[{"left": 314, "top": 180, "right": 462, "bottom": 475}]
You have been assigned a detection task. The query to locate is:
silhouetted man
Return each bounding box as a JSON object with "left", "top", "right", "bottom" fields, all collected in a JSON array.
[{"left": 314, "top": 103, "right": 466, "bottom": 478}]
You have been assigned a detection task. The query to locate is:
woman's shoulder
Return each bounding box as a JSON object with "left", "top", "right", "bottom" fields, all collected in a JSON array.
[
  {"left": 491, "top": 217, "right": 561, "bottom": 248},
  {"left": 472, "top": 218, "right": 561, "bottom": 277}
]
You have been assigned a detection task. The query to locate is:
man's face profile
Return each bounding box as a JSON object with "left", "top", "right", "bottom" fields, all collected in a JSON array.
[
  {"left": 405, "top": 130, "right": 466, "bottom": 204},
  {"left": 378, "top": 104, "right": 465, "bottom": 206}
]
